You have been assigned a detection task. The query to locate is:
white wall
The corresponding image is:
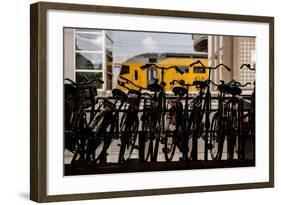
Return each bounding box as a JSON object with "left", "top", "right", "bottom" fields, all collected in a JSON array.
[
  {"left": 64, "top": 28, "right": 75, "bottom": 80},
  {"left": 0, "top": 0, "right": 279, "bottom": 204}
]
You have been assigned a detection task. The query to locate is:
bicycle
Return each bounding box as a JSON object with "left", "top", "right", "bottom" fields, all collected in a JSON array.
[
  {"left": 209, "top": 79, "right": 251, "bottom": 160},
  {"left": 86, "top": 88, "right": 129, "bottom": 164},
  {"left": 164, "top": 80, "right": 195, "bottom": 161},
  {"left": 209, "top": 80, "right": 229, "bottom": 160},
  {"left": 189, "top": 60, "right": 231, "bottom": 161},
  {"left": 140, "top": 64, "right": 184, "bottom": 162},
  {"left": 64, "top": 77, "right": 103, "bottom": 164},
  {"left": 116, "top": 77, "right": 144, "bottom": 164}
]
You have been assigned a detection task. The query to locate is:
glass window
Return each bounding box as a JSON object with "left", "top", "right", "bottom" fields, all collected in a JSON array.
[
  {"left": 177, "top": 65, "right": 189, "bottom": 73},
  {"left": 106, "top": 36, "right": 113, "bottom": 76},
  {"left": 106, "top": 37, "right": 113, "bottom": 52},
  {"left": 75, "top": 72, "right": 103, "bottom": 89},
  {"left": 75, "top": 33, "right": 103, "bottom": 51},
  {"left": 147, "top": 69, "right": 157, "bottom": 84},
  {"left": 149, "top": 58, "right": 157, "bottom": 63},
  {"left": 74, "top": 29, "right": 114, "bottom": 90},
  {"left": 120, "top": 65, "right": 130, "bottom": 75},
  {"left": 134, "top": 70, "right": 138, "bottom": 80},
  {"left": 76, "top": 52, "right": 102, "bottom": 70},
  {"left": 193, "top": 66, "right": 206, "bottom": 73}
]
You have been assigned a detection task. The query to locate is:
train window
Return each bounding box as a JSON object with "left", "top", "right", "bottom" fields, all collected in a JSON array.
[
  {"left": 193, "top": 66, "right": 206, "bottom": 73},
  {"left": 177, "top": 65, "right": 189, "bottom": 73},
  {"left": 147, "top": 69, "right": 157, "bottom": 84},
  {"left": 134, "top": 70, "right": 138, "bottom": 80},
  {"left": 120, "top": 65, "right": 130, "bottom": 75},
  {"left": 149, "top": 58, "right": 157, "bottom": 63}
]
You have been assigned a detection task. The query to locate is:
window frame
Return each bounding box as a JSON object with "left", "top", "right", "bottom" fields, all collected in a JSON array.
[{"left": 74, "top": 29, "right": 111, "bottom": 91}]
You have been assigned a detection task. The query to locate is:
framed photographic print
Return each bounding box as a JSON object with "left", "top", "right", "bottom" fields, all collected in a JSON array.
[{"left": 30, "top": 1, "right": 274, "bottom": 202}]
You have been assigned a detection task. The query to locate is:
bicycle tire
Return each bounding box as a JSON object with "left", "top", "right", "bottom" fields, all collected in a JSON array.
[
  {"left": 227, "top": 110, "right": 238, "bottom": 160},
  {"left": 90, "top": 109, "right": 115, "bottom": 164},
  {"left": 163, "top": 117, "right": 176, "bottom": 161},
  {"left": 152, "top": 134, "right": 160, "bottom": 162},
  {"left": 123, "top": 120, "right": 139, "bottom": 161},
  {"left": 118, "top": 115, "right": 138, "bottom": 163},
  {"left": 186, "top": 112, "right": 195, "bottom": 160},
  {"left": 144, "top": 135, "right": 153, "bottom": 161},
  {"left": 210, "top": 112, "right": 221, "bottom": 160}
]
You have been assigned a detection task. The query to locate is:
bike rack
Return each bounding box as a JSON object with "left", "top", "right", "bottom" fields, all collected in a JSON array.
[{"left": 65, "top": 94, "right": 255, "bottom": 165}]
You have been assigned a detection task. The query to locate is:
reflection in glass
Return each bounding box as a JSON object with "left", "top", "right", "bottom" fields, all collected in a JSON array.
[
  {"left": 76, "top": 72, "right": 103, "bottom": 89},
  {"left": 76, "top": 53, "right": 102, "bottom": 70},
  {"left": 75, "top": 33, "right": 103, "bottom": 51}
]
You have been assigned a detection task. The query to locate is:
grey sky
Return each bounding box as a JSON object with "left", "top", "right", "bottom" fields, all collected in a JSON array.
[{"left": 109, "top": 31, "right": 204, "bottom": 63}]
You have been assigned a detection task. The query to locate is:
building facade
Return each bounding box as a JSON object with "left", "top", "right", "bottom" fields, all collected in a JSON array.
[
  {"left": 64, "top": 28, "right": 113, "bottom": 91},
  {"left": 193, "top": 34, "right": 256, "bottom": 90}
]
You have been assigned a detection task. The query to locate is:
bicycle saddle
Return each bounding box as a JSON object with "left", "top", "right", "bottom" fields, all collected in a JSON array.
[
  {"left": 147, "top": 83, "right": 164, "bottom": 92},
  {"left": 172, "top": 86, "right": 187, "bottom": 97},
  {"left": 64, "top": 83, "right": 76, "bottom": 95},
  {"left": 128, "top": 89, "right": 141, "bottom": 97},
  {"left": 218, "top": 84, "right": 230, "bottom": 93},
  {"left": 228, "top": 86, "right": 242, "bottom": 96},
  {"left": 193, "top": 80, "right": 208, "bottom": 89},
  {"left": 112, "top": 88, "right": 128, "bottom": 101}
]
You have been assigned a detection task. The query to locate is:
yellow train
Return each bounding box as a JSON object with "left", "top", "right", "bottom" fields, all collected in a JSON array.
[{"left": 116, "top": 53, "right": 208, "bottom": 92}]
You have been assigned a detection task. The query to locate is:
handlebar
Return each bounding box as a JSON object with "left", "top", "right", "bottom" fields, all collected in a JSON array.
[
  {"left": 140, "top": 63, "right": 184, "bottom": 74},
  {"left": 170, "top": 79, "right": 195, "bottom": 87},
  {"left": 117, "top": 79, "right": 154, "bottom": 98},
  {"left": 225, "top": 79, "right": 251, "bottom": 87},
  {"left": 119, "top": 76, "right": 145, "bottom": 90},
  {"left": 206, "top": 79, "right": 220, "bottom": 87},
  {"left": 170, "top": 79, "right": 185, "bottom": 86},
  {"left": 64, "top": 78, "right": 104, "bottom": 86},
  {"left": 190, "top": 60, "right": 231, "bottom": 71},
  {"left": 189, "top": 60, "right": 204, "bottom": 67},
  {"left": 240, "top": 64, "right": 256, "bottom": 71},
  {"left": 234, "top": 82, "right": 252, "bottom": 87},
  {"left": 117, "top": 80, "right": 130, "bottom": 90}
]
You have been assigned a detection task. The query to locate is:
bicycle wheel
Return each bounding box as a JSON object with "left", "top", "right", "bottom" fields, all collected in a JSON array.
[
  {"left": 187, "top": 120, "right": 194, "bottom": 160},
  {"left": 227, "top": 111, "right": 238, "bottom": 160},
  {"left": 93, "top": 139, "right": 106, "bottom": 163},
  {"left": 144, "top": 134, "right": 153, "bottom": 161},
  {"left": 122, "top": 120, "right": 138, "bottom": 161},
  {"left": 151, "top": 132, "right": 161, "bottom": 162},
  {"left": 186, "top": 111, "right": 196, "bottom": 160},
  {"left": 139, "top": 116, "right": 153, "bottom": 162},
  {"left": 70, "top": 134, "right": 84, "bottom": 165},
  {"left": 141, "top": 116, "right": 161, "bottom": 162},
  {"left": 187, "top": 112, "right": 203, "bottom": 161},
  {"left": 118, "top": 117, "right": 138, "bottom": 163},
  {"left": 209, "top": 113, "right": 220, "bottom": 160},
  {"left": 163, "top": 117, "right": 176, "bottom": 161},
  {"left": 91, "top": 108, "right": 117, "bottom": 164},
  {"left": 70, "top": 112, "right": 88, "bottom": 164}
]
